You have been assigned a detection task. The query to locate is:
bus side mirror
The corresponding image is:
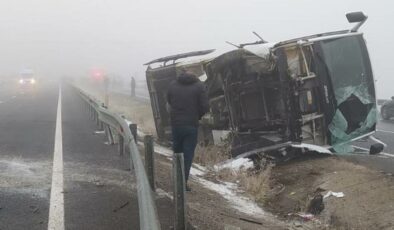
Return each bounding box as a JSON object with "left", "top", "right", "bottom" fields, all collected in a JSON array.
[{"left": 346, "top": 12, "right": 368, "bottom": 32}]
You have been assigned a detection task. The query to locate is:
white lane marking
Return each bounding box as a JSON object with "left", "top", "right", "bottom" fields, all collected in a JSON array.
[
  {"left": 0, "top": 96, "right": 16, "bottom": 105},
  {"left": 352, "top": 145, "right": 394, "bottom": 158},
  {"left": 48, "top": 86, "right": 65, "bottom": 230},
  {"left": 378, "top": 152, "right": 393, "bottom": 158},
  {"left": 0, "top": 99, "right": 12, "bottom": 104},
  {"left": 377, "top": 129, "right": 394, "bottom": 135}
]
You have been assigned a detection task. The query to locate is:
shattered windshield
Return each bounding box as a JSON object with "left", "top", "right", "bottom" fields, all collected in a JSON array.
[
  {"left": 320, "top": 36, "right": 374, "bottom": 104},
  {"left": 320, "top": 35, "right": 377, "bottom": 152}
]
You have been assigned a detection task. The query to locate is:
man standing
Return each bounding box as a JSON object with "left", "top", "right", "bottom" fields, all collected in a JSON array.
[
  {"left": 167, "top": 70, "right": 209, "bottom": 191},
  {"left": 130, "top": 76, "right": 136, "bottom": 97}
]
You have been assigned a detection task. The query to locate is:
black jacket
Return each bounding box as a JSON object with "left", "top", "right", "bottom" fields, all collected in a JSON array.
[{"left": 167, "top": 73, "right": 209, "bottom": 127}]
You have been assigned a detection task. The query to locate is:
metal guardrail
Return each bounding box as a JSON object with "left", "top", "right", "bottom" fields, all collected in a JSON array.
[{"left": 73, "top": 86, "right": 161, "bottom": 230}]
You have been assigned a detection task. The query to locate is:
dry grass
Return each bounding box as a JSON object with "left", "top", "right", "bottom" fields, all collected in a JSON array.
[
  {"left": 212, "top": 159, "right": 274, "bottom": 203},
  {"left": 108, "top": 92, "right": 156, "bottom": 135},
  {"left": 194, "top": 143, "right": 231, "bottom": 168},
  {"left": 194, "top": 132, "right": 236, "bottom": 168},
  {"left": 75, "top": 80, "right": 156, "bottom": 135},
  {"left": 238, "top": 164, "right": 273, "bottom": 202}
]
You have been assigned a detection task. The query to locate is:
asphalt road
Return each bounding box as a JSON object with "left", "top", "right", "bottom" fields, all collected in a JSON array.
[
  {"left": 0, "top": 82, "right": 171, "bottom": 230},
  {"left": 0, "top": 82, "right": 57, "bottom": 229},
  {"left": 343, "top": 116, "right": 394, "bottom": 174}
]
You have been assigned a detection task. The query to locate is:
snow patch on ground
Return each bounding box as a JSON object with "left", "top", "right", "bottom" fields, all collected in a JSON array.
[
  {"left": 0, "top": 159, "right": 35, "bottom": 175},
  {"left": 0, "top": 158, "right": 52, "bottom": 198},
  {"left": 156, "top": 188, "right": 173, "bottom": 200},
  {"left": 193, "top": 163, "right": 207, "bottom": 172},
  {"left": 137, "top": 129, "right": 146, "bottom": 137},
  {"left": 154, "top": 144, "right": 172, "bottom": 157},
  {"left": 3, "top": 187, "right": 49, "bottom": 199},
  {"left": 0, "top": 159, "right": 51, "bottom": 180},
  {"left": 214, "top": 158, "right": 254, "bottom": 172},
  {"left": 64, "top": 161, "right": 136, "bottom": 189},
  {"left": 153, "top": 144, "right": 269, "bottom": 218},
  {"left": 195, "top": 177, "right": 267, "bottom": 218},
  {"left": 94, "top": 130, "right": 105, "bottom": 134},
  {"left": 190, "top": 167, "right": 205, "bottom": 176}
]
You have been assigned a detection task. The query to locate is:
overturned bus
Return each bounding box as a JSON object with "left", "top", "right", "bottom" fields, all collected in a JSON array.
[{"left": 145, "top": 12, "right": 382, "bottom": 156}]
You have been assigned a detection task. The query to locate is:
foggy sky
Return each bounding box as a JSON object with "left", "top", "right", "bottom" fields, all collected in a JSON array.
[{"left": 0, "top": 0, "right": 393, "bottom": 98}]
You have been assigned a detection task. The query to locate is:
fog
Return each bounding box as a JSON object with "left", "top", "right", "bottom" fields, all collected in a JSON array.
[{"left": 0, "top": 0, "right": 393, "bottom": 98}]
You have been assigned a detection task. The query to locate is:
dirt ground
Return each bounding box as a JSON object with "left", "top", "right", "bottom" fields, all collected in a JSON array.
[
  {"left": 75, "top": 81, "right": 394, "bottom": 230},
  {"left": 264, "top": 155, "right": 394, "bottom": 230}
]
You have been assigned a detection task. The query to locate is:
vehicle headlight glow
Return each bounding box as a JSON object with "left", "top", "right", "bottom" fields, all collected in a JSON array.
[
  {"left": 19, "top": 79, "right": 24, "bottom": 84},
  {"left": 31, "top": 79, "right": 36, "bottom": 84}
]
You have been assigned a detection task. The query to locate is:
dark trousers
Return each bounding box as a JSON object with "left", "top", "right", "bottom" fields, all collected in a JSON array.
[{"left": 172, "top": 126, "right": 198, "bottom": 183}]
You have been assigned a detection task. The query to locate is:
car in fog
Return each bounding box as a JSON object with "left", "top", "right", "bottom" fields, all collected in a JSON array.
[
  {"left": 145, "top": 12, "right": 382, "bottom": 156},
  {"left": 381, "top": 97, "right": 394, "bottom": 120},
  {"left": 19, "top": 76, "right": 36, "bottom": 85},
  {"left": 18, "top": 69, "right": 36, "bottom": 87}
]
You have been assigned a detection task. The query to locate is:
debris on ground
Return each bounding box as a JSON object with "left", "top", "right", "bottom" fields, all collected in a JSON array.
[
  {"left": 113, "top": 201, "right": 130, "bottom": 213},
  {"left": 307, "top": 194, "right": 324, "bottom": 214},
  {"left": 92, "top": 179, "right": 104, "bottom": 187},
  {"left": 294, "top": 212, "right": 315, "bottom": 221},
  {"left": 29, "top": 205, "right": 39, "bottom": 214},
  {"left": 323, "top": 191, "right": 345, "bottom": 199}
]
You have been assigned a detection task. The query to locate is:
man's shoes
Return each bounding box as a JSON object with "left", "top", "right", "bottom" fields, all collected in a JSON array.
[{"left": 186, "top": 185, "right": 192, "bottom": 192}]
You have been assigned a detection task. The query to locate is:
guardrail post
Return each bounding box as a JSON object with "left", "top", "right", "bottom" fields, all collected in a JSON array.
[
  {"left": 105, "top": 124, "right": 114, "bottom": 145},
  {"left": 173, "top": 152, "right": 187, "bottom": 230},
  {"left": 89, "top": 105, "right": 93, "bottom": 119},
  {"left": 144, "top": 135, "right": 155, "bottom": 191},
  {"left": 118, "top": 134, "right": 124, "bottom": 155},
  {"left": 91, "top": 106, "right": 95, "bottom": 121},
  {"left": 96, "top": 112, "right": 100, "bottom": 126},
  {"left": 129, "top": 124, "right": 138, "bottom": 143},
  {"left": 104, "top": 76, "right": 110, "bottom": 107}
]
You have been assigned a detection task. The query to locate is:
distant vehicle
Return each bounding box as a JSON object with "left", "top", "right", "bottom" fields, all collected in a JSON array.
[
  {"left": 145, "top": 12, "right": 382, "bottom": 155},
  {"left": 18, "top": 69, "right": 36, "bottom": 86},
  {"left": 381, "top": 97, "right": 394, "bottom": 120}
]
